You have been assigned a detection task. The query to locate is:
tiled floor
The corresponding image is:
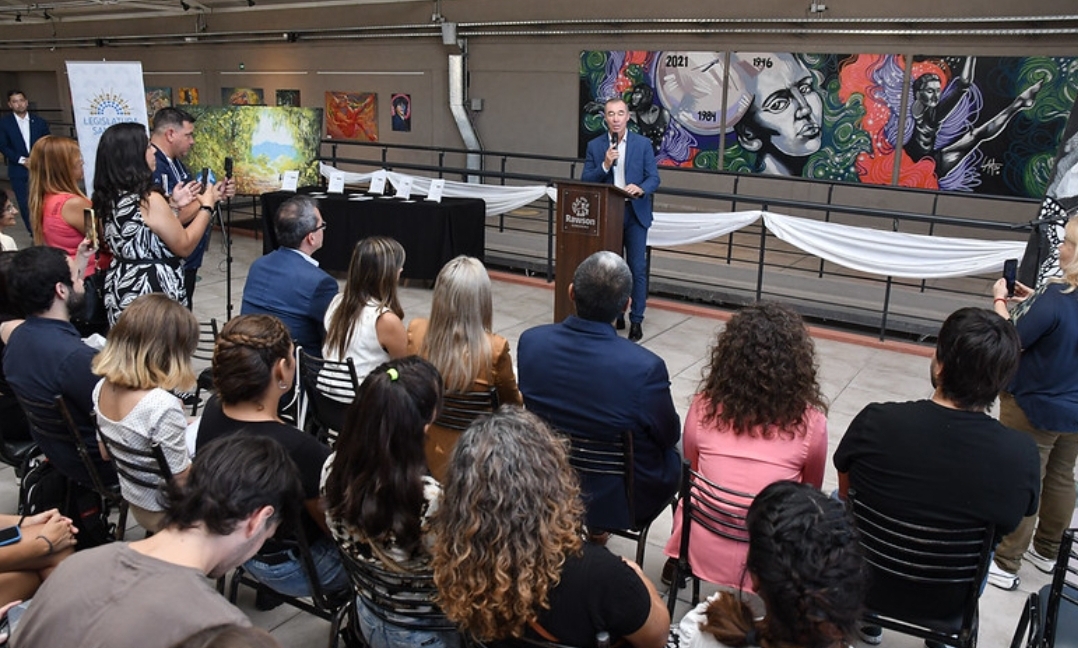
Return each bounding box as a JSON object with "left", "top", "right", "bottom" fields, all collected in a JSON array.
[{"left": 0, "top": 224, "right": 1061, "bottom": 647}]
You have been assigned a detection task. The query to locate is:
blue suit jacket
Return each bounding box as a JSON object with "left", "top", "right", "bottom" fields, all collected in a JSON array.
[
  {"left": 581, "top": 131, "right": 660, "bottom": 228},
  {"left": 0, "top": 113, "right": 50, "bottom": 178},
  {"left": 518, "top": 316, "right": 681, "bottom": 530},
  {"left": 241, "top": 248, "right": 339, "bottom": 354}
]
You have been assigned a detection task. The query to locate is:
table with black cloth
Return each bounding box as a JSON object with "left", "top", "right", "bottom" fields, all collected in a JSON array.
[{"left": 260, "top": 187, "right": 486, "bottom": 281}]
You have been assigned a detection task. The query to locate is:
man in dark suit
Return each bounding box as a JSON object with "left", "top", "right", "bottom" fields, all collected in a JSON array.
[
  {"left": 241, "top": 195, "right": 338, "bottom": 354},
  {"left": 0, "top": 90, "right": 50, "bottom": 233},
  {"left": 518, "top": 251, "right": 681, "bottom": 534},
  {"left": 582, "top": 97, "right": 660, "bottom": 342}
]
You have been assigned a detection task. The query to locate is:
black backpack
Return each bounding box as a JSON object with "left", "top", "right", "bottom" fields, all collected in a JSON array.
[{"left": 18, "top": 454, "right": 116, "bottom": 549}]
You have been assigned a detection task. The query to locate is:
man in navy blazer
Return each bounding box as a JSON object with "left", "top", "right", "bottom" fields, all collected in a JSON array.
[
  {"left": 518, "top": 251, "right": 681, "bottom": 533},
  {"left": 582, "top": 97, "right": 660, "bottom": 342},
  {"left": 0, "top": 90, "right": 50, "bottom": 232},
  {"left": 241, "top": 195, "right": 338, "bottom": 354}
]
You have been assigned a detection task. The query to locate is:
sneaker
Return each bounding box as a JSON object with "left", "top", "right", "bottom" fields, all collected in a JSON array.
[
  {"left": 857, "top": 624, "right": 883, "bottom": 645},
  {"left": 1024, "top": 547, "right": 1057, "bottom": 574},
  {"left": 987, "top": 561, "right": 1020, "bottom": 591}
]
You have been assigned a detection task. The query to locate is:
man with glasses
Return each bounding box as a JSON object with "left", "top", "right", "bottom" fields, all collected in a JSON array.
[
  {"left": 150, "top": 107, "right": 235, "bottom": 308},
  {"left": 241, "top": 195, "right": 338, "bottom": 355}
]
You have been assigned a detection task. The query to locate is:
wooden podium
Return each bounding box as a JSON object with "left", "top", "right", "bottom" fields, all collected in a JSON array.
[{"left": 554, "top": 180, "right": 632, "bottom": 322}]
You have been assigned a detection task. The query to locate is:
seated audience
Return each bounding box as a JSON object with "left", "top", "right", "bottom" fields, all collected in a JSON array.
[
  {"left": 678, "top": 481, "right": 867, "bottom": 648},
  {"left": 431, "top": 407, "right": 670, "bottom": 648},
  {"left": 0, "top": 251, "right": 30, "bottom": 445},
  {"left": 197, "top": 314, "right": 349, "bottom": 600},
  {"left": 662, "top": 302, "right": 828, "bottom": 591},
  {"left": 324, "top": 236, "right": 407, "bottom": 381},
  {"left": 406, "top": 255, "right": 522, "bottom": 481},
  {"left": 27, "top": 136, "right": 96, "bottom": 277},
  {"left": 0, "top": 509, "right": 77, "bottom": 606},
  {"left": 518, "top": 251, "right": 680, "bottom": 535},
  {"left": 989, "top": 215, "right": 1078, "bottom": 588},
  {"left": 93, "top": 122, "right": 220, "bottom": 326},
  {"left": 170, "top": 625, "right": 282, "bottom": 648},
  {"left": 13, "top": 435, "right": 303, "bottom": 648},
  {"left": 322, "top": 357, "right": 455, "bottom": 648},
  {"left": 2, "top": 245, "right": 116, "bottom": 487},
  {"left": 91, "top": 293, "right": 196, "bottom": 532},
  {"left": 833, "top": 307, "right": 1040, "bottom": 643},
  {"left": 0, "top": 193, "right": 18, "bottom": 251},
  {"left": 241, "top": 195, "right": 338, "bottom": 354}
]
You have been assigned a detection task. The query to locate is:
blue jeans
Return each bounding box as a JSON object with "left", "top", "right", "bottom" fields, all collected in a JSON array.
[
  {"left": 356, "top": 598, "right": 460, "bottom": 648},
  {"left": 243, "top": 535, "right": 350, "bottom": 599}
]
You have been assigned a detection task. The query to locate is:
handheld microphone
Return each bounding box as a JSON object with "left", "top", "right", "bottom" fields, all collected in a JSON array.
[
  {"left": 609, "top": 131, "right": 618, "bottom": 168},
  {"left": 224, "top": 157, "right": 234, "bottom": 180}
]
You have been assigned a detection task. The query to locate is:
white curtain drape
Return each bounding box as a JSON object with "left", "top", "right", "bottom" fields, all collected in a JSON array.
[{"left": 316, "top": 165, "right": 1025, "bottom": 280}]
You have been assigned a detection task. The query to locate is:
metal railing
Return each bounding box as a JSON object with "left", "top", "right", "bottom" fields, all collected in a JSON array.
[{"left": 320, "top": 139, "right": 1040, "bottom": 340}]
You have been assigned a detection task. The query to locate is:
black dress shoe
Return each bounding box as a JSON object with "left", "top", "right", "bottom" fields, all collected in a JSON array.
[
  {"left": 628, "top": 322, "right": 643, "bottom": 342},
  {"left": 615, "top": 314, "right": 626, "bottom": 330}
]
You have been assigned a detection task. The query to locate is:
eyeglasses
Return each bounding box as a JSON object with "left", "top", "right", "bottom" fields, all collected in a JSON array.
[{"left": 308, "top": 222, "right": 327, "bottom": 235}]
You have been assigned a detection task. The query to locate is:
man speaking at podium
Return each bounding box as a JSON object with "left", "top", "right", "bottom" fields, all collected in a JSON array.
[{"left": 582, "top": 97, "right": 660, "bottom": 342}]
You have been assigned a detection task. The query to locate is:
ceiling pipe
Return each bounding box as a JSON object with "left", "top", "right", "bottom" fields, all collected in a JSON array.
[{"left": 448, "top": 49, "right": 482, "bottom": 181}]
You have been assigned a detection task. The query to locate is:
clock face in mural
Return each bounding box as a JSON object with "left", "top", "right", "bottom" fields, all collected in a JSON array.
[{"left": 654, "top": 51, "right": 731, "bottom": 136}]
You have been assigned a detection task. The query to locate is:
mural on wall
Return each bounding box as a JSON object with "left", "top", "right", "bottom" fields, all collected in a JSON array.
[
  {"left": 185, "top": 106, "right": 323, "bottom": 195},
  {"left": 276, "top": 89, "right": 301, "bottom": 107},
  {"left": 325, "top": 91, "right": 378, "bottom": 141},
  {"left": 391, "top": 93, "right": 411, "bottom": 132},
  {"left": 223, "top": 87, "right": 265, "bottom": 106},
  {"left": 1022, "top": 101, "right": 1078, "bottom": 287},
  {"left": 579, "top": 50, "right": 1077, "bottom": 198},
  {"left": 145, "top": 87, "right": 172, "bottom": 118},
  {"left": 178, "top": 87, "right": 199, "bottom": 105}
]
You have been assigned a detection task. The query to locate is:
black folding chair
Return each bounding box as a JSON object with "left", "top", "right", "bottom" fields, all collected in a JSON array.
[
  {"left": 561, "top": 429, "right": 669, "bottom": 565},
  {"left": 188, "top": 318, "right": 218, "bottom": 416},
  {"left": 96, "top": 420, "right": 176, "bottom": 533},
  {"left": 849, "top": 490, "right": 993, "bottom": 648},
  {"left": 17, "top": 394, "right": 127, "bottom": 540},
  {"left": 665, "top": 461, "right": 754, "bottom": 617},
  {"left": 1038, "top": 527, "right": 1078, "bottom": 648},
  {"left": 435, "top": 387, "right": 499, "bottom": 432},
  {"left": 297, "top": 349, "right": 360, "bottom": 446},
  {"left": 338, "top": 549, "right": 457, "bottom": 638}
]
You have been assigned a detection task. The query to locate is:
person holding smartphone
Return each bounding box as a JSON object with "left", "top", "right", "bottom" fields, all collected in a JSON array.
[{"left": 0, "top": 509, "right": 77, "bottom": 607}]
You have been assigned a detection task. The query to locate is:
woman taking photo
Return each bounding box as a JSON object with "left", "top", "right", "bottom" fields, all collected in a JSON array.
[
  {"left": 406, "top": 256, "right": 522, "bottom": 481},
  {"left": 431, "top": 407, "right": 670, "bottom": 648},
  {"left": 27, "top": 136, "right": 95, "bottom": 274},
  {"left": 197, "top": 314, "right": 348, "bottom": 599},
  {"left": 323, "top": 236, "right": 407, "bottom": 384},
  {"left": 989, "top": 215, "right": 1078, "bottom": 589},
  {"left": 92, "top": 122, "right": 218, "bottom": 325},
  {"left": 678, "top": 481, "right": 867, "bottom": 648},
  {"left": 91, "top": 293, "right": 196, "bottom": 532},
  {"left": 322, "top": 356, "right": 453, "bottom": 648},
  {"left": 662, "top": 301, "right": 828, "bottom": 592}
]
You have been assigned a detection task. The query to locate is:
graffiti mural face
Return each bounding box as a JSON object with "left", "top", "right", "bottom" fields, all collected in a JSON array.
[{"left": 736, "top": 54, "right": 824, "bottom": 159}]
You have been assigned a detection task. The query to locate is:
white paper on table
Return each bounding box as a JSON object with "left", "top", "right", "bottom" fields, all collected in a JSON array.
[
  {"left": 425, "top": 179, "right": 445, "bottom": 203},
  {"left": 369, "top": 173, "right": 387, "bottom": 195},
  {"left": 328, "top": 172, "right": 346, "bottom": 194},
  {"left": 395, "top": 177, "right": 413, "bottom": 200},
  {"left": 281, "top": 171, "right": 300, "bottom": 192}
]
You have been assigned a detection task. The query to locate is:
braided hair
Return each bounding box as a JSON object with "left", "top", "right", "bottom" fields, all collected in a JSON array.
[
  {"left": 699, "top": 481, "right": 867, "bottom": 648},
  {"left": 212, "top": 315, "right": 293, "bottom": 405}
]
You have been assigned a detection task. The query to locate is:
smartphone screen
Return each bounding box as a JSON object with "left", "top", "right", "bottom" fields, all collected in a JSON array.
[
  {"left": 1003, "top": 258, "right": 1018, "bottom": 297},
  {"left": 0, "top": 525, "right": 21, "bottom": 547},
  {"left": 199, "top": 167, "right": 209, "bottom": 194},
  {"left": 83, "top": 208, "right": 98, "bottom": 250}
]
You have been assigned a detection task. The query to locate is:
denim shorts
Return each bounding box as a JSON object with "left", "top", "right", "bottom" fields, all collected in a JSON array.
[
  {"left": 355, "top": 597, "right": 461, "bottom": 648},
  {"left": 243, "top": 535, "right": 350, "bottom": 599}
]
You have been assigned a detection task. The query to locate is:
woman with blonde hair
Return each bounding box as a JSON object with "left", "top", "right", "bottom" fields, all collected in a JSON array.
[
  {"left": 406, "top": 256, "right": 522, "bottom": 480},
  {"left": 323, "top": 236, "right": 407, "bottom": 382},
  {"left": 91, "top": 292, "right": 197, "bottom": 531},
  {"left": 431, "top": 407, "right": 670, "bottom": 648},
  {"left": 27, "top": 136, "right": 96, "bottom": 276},
  {"left": 989, "top": 214, "right": 1078, "bottom": 588}
]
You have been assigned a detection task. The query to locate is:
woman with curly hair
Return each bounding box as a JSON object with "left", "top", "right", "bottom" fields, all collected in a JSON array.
[
  {"left": 323, "top": 236, "right": 408, "bottom": 384},
  {"left": 406, "top": 256, "right": 522, "bottom": 481},
  {"left": 430, "top": 407, "right": 669, "bottom": 648},
  {"left": 662, "top": 301, "right": 828, "bottom": 591},
  {"left": 322, "top": 356, "right": 453, "bottom": 648},
  {"left": 678, "top": 481, "right": 867, "bottom": 648}
]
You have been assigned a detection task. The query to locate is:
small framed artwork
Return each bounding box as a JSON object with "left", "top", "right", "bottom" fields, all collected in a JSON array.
[
  {"left": 276, "top": 89, "right": 301, "bottom": 107},
  {"left": 223, "top": 87, "right": 264, "bottom": 105},
  {"left": 178, "top": 87, "right": 199, "bottom": 105},
  {"left": 391, "top": 93, "right": 411, "bottom": 132}
]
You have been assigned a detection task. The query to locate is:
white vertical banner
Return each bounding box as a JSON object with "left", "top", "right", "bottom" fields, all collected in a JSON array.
[{"left": 66, "top": 61, "right": 148, "bottom": 192}]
